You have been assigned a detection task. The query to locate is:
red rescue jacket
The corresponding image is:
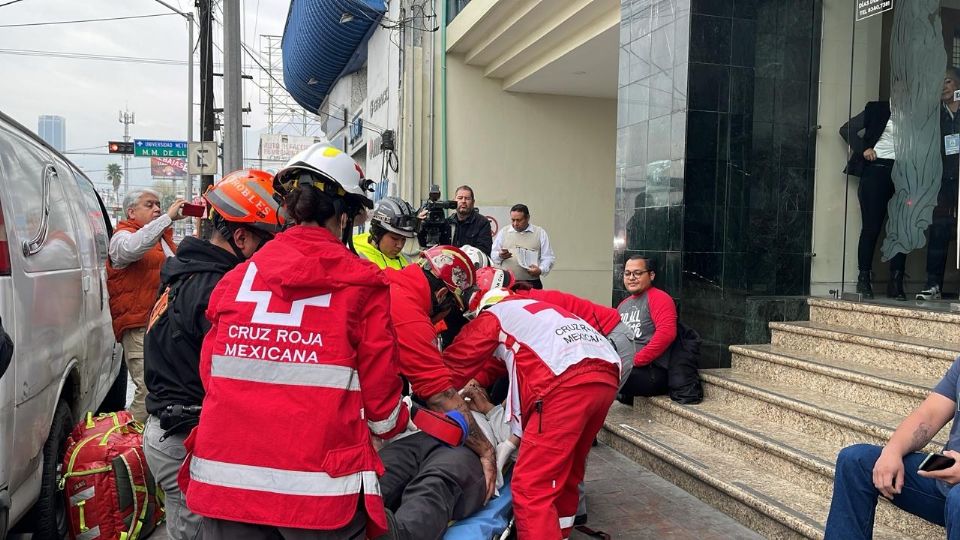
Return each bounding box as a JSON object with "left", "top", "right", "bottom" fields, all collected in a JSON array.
[
  {"left": 444, "top": 297, "right": 620, "bottom": 430},
  {"left": 385, "top": 265, "right": 455, "bottom": 399},
  {"left": 180, "top": 226, "right": 408, "bottom": 536},
  {"left": 517, "top": 288, "right": 622, "bottom": 335}
]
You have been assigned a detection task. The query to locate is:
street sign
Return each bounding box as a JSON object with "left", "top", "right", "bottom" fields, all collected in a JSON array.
[
  {"left": 188, "top": 141, "right": 218, "bottom": 175},
  {"left": 134, "top": 139, "right": 188, "bottom": 158}
]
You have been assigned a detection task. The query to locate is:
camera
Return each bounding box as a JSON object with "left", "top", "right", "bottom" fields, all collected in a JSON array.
[{"left": 419, "top": 185, "right": 455, "bottom": 248}]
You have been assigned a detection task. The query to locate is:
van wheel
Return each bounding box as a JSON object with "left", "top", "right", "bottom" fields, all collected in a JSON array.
[
  {"left": 32, "top": 399, "right": 72, "bottom": 540},
  {"left": 97, "top": 359, "right": 127, "bottom": 413}
]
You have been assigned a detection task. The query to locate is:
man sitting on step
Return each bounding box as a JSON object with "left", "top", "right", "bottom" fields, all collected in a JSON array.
[
  {"left": 824, "top": 358, "right": 960, "bottom": 538},
  {"left": 616, "top": 255, "right": 677, "bottom": 402}
]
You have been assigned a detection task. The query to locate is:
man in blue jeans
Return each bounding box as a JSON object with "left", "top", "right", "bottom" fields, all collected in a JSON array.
[{"left": 825, "top": 358, "right": 960, "bottom": 539}]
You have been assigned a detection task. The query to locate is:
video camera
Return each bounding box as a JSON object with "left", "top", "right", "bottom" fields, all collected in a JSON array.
[{"left": 419, "top": 184, "right": 455, "bottom": 248}]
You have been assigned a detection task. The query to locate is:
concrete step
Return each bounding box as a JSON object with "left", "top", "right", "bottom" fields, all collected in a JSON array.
[
  {"left": 808, "top": 297, "right": 960, "bottom": 345},
  {"left": 601, "top": 403, "right": 916, "bottom": 539},
  {"left": 632, "top": 395, "right": 944, "bottom": 538},
  {"left": 700, "top": 369, "right": 949, "bottom": 451},
  {"left": 769, "top": 320, "right": 958, "bottom": 380},
  {"left": 729, "top": 343, "right": 937, "bottom": 418}
]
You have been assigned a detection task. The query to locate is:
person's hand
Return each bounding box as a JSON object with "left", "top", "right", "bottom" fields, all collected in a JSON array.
[
  {"left": 918, "top": 450, "right": 960, "bottom": 484},
  {"left": 527, "top": 264, "right": 542, "bottom": 277},
  {"left": 462, "top": 384, "right": 494, "bottom": 415},
  {"left": 479, "top": 454, "right": 497, "bottom": 503},
  {"left": 417, "top": 208, "right": 429, "bottom": 221},
  {"left": 167, "top": 198, "right": 187, "bottom": 221},
  {"left": 872, "top": 448, "right": 904, "bottom": 499},
  {"left": 863, "top": 148, "right": 877, "bottom": 161},
  {"left": 499, "top": 248, "right": 511, "bottom": 260}
]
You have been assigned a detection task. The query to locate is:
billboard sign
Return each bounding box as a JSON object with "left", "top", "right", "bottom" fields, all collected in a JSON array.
[
  {"left": 150, "top": 157, "right": 187, "bottom": 179},
  {"left": 259, "top": 134, "right": 326, "bottom": 162}
]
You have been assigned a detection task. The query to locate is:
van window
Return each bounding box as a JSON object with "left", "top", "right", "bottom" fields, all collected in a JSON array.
[
  {"left": 0, "top": 124, "right": 80, "bottom": 272},
  {"left": 71, "top": 170, "right": 109, "bottom": 265}
]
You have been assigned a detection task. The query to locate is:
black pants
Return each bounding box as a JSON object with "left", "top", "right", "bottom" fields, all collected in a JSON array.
[
  {"left": 378, "top": 432, "right": 486, "bottom": 540},
  {"left": 925, "top": 179, "right": 958, "bottom": 288},
  {"left": 201, "top": 503, "right": 366, "bottom": 539},
  {"left": 517, "top": 278, "right": 543, "bottom": 289},
  {"left": 619, "top": 364, "right": 668, "bottom": 399},
  {"left": 857, "top": 160, "right": 904, "bottom": 272}
]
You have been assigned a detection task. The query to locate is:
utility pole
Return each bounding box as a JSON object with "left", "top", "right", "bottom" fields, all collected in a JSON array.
[
  {"left": 222, "top": 0, "right": 243, "bottom": 172},
  {"left": 152, "top": 0, "right": 195, "bottom": 201},
  {"left": 119, "top": 109, "right": 135, "bottom": 194},
  {"left": 199, "top": 0, "right": 216, "bottom": 238}
]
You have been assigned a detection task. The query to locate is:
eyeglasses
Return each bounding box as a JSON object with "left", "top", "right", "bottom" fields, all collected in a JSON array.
[{"left": 623, "top": 270, "right": 651, "bottom": 279}]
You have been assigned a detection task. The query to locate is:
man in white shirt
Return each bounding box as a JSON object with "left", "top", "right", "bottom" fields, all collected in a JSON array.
[
  {"left": 106, "top": 189, "right": 185, "bottom": 422},
  {"left": 491, "top": 204, "right": 555, "bottom": 289}
]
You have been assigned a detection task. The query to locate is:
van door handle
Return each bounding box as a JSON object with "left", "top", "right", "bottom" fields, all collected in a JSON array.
[{"left": 82, "top": 274, "right": 91, "bottom": 292}]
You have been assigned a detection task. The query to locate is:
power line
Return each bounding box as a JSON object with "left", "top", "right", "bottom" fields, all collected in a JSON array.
[
  {"left": 0, "top": 0, "right": 28, "bottom": 7},
  {"left": 0, "top": 48, "right": 184, "bottom": 65},
  {"left": 0, "top": 48, "right": 222, "bottom": 67},
  {"left": 240, "top": 41, "right": 384, "bottom": 134},
  {"left": 0, "top": 12, "right": 176, "bottom": 28}
]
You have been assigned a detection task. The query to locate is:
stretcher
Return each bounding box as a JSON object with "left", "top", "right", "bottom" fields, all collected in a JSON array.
[{"left": 443, "top": 478, "right": 514, "bottom": 540}]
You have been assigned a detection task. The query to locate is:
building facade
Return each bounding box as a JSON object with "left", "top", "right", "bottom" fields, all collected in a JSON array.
[
  {"left": 283, "top": 0, "right": 960, "bottom": 367},
  {"left": 37, "top": 115, "right": 65, "bottom": 152}
]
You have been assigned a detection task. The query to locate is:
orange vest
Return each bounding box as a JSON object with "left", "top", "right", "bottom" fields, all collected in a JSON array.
[{"left": 107, "top": 219, "right": 176, "bottom": 340}]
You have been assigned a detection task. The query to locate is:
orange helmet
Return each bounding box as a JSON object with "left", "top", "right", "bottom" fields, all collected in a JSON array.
[{"left": 204, "top": 169, "right": 285, "bottom": 234}]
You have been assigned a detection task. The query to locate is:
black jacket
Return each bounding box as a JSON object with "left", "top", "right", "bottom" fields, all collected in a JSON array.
[
  {"left": 448, "top": 210, "right": 493, "bottom": 255},
  {"left": 839, "top": 101, "right": 891, "bottom": 177},
  {"left": 144, "top": 237, "right": 240, "bottom": 415},
  {"left": 664, "top": 321, "right": 703, "bottom": 404}
]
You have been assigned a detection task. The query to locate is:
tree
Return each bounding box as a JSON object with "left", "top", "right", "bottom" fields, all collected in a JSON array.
[
  {"left": 106, "top": 163, "right": 122, "bottom": 197},
  {"left": 151, "top": 180, "right": 177, "bottom": 209}
]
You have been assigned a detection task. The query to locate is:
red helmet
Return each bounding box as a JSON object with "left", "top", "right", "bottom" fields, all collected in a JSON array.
[
  {"left": 418, "top": 245, "right": 476, "bottom": 311},
  {"left": 475, "top": 266, "right": 514, "bottom": 291}
]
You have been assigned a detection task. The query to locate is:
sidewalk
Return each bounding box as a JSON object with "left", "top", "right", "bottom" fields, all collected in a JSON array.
[
  {"left": 60, "top": 439, "right": 760, "bottom": 540},
  {"left": 571, "top": 444, "right": 763, "bottom": 539}
]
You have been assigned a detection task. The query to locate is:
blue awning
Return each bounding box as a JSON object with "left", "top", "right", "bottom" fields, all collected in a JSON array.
[{"left": 282, "top": 0, "right": 385, "bottom": 114}]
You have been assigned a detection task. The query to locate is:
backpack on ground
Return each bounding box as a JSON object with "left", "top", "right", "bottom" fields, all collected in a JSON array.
[{"left": 60, "top": 411, "right": 164, "bottom": 540}]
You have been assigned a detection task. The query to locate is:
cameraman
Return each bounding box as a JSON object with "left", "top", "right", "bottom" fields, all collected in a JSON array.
[
  {"left": 449, "top": 185, "right": 492, "bottom": 255},
  {"left": 417, "top": 185, "right": 492, "bottom": 255}
]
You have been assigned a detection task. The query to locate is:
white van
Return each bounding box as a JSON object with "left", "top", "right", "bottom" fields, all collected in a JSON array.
[{"left": 0, "top": 112, "right": 124, "bottom": 539}]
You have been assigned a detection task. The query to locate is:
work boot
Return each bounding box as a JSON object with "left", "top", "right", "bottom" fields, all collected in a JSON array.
[
  {"left": 887, "top": 270, "right": 906, "bottom": 301},
  {"left": 917, "top": 283, "right": 942, "bottom": 301},
  {"left": 856, "top": 270, "right": 873, "bottom": 299}
]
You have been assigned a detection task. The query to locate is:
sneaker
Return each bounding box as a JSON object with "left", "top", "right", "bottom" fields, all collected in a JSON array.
[{"left": 917, "top": 284, "right": 942, "bottom": 301}]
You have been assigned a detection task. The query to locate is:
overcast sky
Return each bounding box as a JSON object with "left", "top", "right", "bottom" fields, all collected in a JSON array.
[{"left": 0, "top": 0, "right": 293, "bottom": 195}]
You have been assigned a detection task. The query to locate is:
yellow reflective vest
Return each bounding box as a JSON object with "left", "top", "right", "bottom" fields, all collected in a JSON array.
[{"left": 353, "top": 232, "right": 409, "bottom": 270}]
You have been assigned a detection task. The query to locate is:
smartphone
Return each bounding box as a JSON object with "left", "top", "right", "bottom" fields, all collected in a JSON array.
[
  {"left": 919, "top": 452, "right": 956, "bottom": 472},
  {"left": 180, "top": 203, "right": 205, "bottom": 217}
]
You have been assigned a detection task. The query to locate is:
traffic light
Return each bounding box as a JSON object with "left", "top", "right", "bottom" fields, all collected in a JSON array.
[{"left": 107, "top": 141, "right": 134, "bottom": 154}]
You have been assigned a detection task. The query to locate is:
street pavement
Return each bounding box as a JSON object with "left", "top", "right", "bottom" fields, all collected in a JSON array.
[{"left": 141, "top": 443, "right": 758, "bottom": 539}]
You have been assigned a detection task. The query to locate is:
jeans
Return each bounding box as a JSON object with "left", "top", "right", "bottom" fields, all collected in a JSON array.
[{"left": 824, "top": 443, "right": 960, "bottom": 539}]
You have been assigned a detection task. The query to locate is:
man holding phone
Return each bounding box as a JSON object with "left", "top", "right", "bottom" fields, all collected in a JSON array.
[{"left": 824, "top": 358, "right": 960, "bottom": 538}]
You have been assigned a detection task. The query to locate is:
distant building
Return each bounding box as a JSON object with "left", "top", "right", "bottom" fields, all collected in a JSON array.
[{"left": 37, "top": 115, "right": 66, "bottom": 152}]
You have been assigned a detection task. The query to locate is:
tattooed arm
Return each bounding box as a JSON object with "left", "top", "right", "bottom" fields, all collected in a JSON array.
[
  {"left": 872, "top": 393, "right": 956, "bottom": 499},
  {"left": 427, "top": 387, "right": 497, "bottom": 503}
]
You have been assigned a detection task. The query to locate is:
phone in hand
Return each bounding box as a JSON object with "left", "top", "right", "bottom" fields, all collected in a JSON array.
[
  {"left": 180, "top": 203, "right": 205, "bottom": 217},
  {"left": 919, "top": 452, "right": 956, "bottom": 472}
]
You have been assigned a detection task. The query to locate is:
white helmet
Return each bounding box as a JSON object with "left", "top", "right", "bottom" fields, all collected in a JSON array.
[
  {"left": 465, "top": 287, "right": 512, "bottom": 320},
  {"left": 461, "top": 245, "right": 491, "bottom": 270},
  {"left": 274, "top": 143, "right": 375, "bottom": 210}
]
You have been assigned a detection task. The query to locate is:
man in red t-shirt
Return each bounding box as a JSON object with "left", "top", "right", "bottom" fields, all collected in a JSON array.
[{"left": 617, "top": 256, "right": 677, "bottom": 400}]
